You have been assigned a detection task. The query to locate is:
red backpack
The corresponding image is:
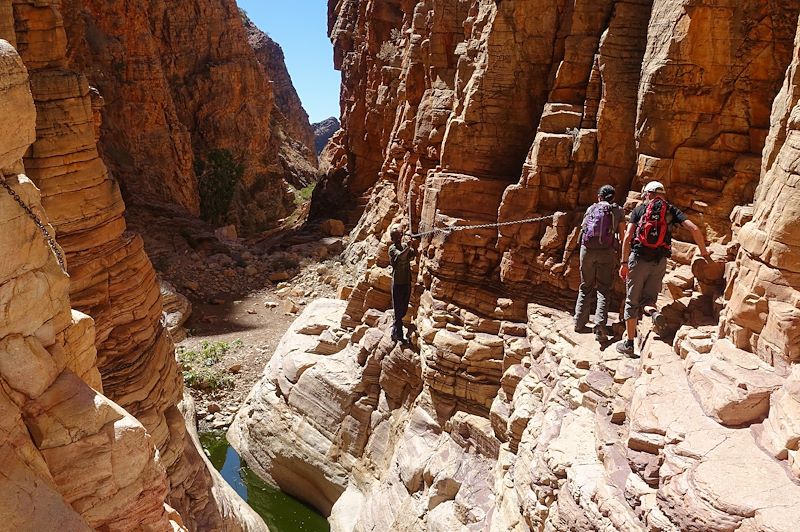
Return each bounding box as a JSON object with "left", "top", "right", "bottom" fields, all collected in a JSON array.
[{"left": 634, "top": 198, "right": 671, "bottom": 250}]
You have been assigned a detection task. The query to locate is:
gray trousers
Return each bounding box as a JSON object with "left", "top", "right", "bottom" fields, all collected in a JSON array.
[
  {"left": 574, "top": 246, "right": 616, "bottom": 327},
  {"left": 623, "top": 254, "right": 668, "bottom": 321}
]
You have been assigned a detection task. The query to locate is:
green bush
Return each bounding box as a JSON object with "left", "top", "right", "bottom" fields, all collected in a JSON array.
[
  {"left": 195, "top": 149, "right": 244, "bottom": 225},
  {"left": 183, "top": 368, "right": 233, "bottom": 390},
  {"left": 295, "top": 183, "right": 316, "bottom": 204},
  {"left": 177, "top": 339, "right": 242, "bottom": 391}
]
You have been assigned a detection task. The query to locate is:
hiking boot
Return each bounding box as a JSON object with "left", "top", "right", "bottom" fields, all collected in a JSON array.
[
  {"left": 574, "top": 323, "right": 591, "bottom": 334},
  {"left": 615, "top": 339, "right": 635, "bottom": 356},
  {"left": 594, "top": 323, "right": 609, "bottom": 342}
]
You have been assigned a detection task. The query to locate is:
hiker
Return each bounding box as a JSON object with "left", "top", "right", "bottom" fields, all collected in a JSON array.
[
  {"left": 574, "top": 185, "right": 626, "bottom": 341},
  {"left": 616, "top": 181, "right": 711, "bottom": 355},
  {"left": 388, "top": 224, "right": 416, "bottom": 343}
]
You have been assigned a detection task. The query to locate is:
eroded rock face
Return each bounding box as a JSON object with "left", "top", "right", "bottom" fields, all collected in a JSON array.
[
  {"left": 313, "top": 117, "right": 341, "bottom": 155},
  {"left": 243, "top": 12, "right": 318, "bottom": 190},
  {"left": 720, "top": 15, "right": 800, "bottom": 371},
  {"left": 233, "top": 1, "right": 800, "bottom": 531},
  {"left": 59, "top": 0, "right": 316, "bottom": 232},
  {"left": 0, "top": 37, "right": 180, "bottom": 531},
  {"left": 4, "top": 3, "right": 266, "bottom": 530}
]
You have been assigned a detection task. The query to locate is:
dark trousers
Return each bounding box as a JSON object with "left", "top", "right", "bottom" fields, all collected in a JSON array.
[
  {"left": 392, "top": 283, "right": 411, "bottom": 340},
  {"left": 574, "top": 246, "right": 616, "bottom": 328}
]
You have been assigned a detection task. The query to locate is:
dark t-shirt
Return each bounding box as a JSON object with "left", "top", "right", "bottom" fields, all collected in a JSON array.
[
  {"left": 389, "top": 243, "right": 413, "bottom": 285},
  {"left": 629, "top": 201, "right": 688, "bottom": 259}
]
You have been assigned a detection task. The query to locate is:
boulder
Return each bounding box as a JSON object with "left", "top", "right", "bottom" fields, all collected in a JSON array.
[
  {"left": 320, "top": 218, "right": 346, "bottom": 237},
  {"left": 686, "top": 339, "right": 784, "bottom": 426}
]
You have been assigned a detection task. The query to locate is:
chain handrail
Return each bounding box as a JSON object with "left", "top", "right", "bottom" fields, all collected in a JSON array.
[
  {"left": 1, "top": 176, "right": 67, "bottom": 273},
  {"left": 405, "top": 184, "right": 558, "bottom": 238},
  {"left": 409, "top": 214, "right": 558, "bottom": 238}
]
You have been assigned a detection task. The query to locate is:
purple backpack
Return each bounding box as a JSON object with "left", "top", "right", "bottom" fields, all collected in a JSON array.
[{"left": 581, "top": 201, "right": 614, "bottom": 249}]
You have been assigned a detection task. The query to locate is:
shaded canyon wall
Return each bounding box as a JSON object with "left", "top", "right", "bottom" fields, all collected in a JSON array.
[{"left": 60, "top": 0, "right": 317, "bottom": 231}]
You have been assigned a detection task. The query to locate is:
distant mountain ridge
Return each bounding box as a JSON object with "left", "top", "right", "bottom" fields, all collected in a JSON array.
[{"left": 313, "top": 117, "right": 341, "bottom": 154}]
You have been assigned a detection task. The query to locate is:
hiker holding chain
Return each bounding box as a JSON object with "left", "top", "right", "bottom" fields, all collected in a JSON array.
[
  {"left": 616, "top": 181, "right": 711, "bottom": 355},
  {"left": 574, "top": 185, "right": 626, "bottom": 341},
  {"left": 389, "top": 224, "right": 416, "bottom": 343}
]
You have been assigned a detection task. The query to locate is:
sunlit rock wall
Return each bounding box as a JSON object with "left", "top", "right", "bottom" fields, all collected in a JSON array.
[
  {"left": 0, "top": 35, "right": 181, "bottom": 532},
  {"left": 5, "top": 2, "right": 267, "bottom": 530},
  {"left": 232, "top": 1, "right": 800, "bottom": 531}
]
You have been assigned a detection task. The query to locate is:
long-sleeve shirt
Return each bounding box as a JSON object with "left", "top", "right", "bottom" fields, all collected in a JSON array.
[{"left": 389, "top": 243, "right": 412, "bottom": 285}]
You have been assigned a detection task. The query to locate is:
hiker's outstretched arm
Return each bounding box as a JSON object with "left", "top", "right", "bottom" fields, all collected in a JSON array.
[{"left": 682, "top": 219, "right": 710, "bottom": 258}]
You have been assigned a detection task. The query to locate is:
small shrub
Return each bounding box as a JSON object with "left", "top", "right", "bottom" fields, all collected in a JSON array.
[
  {"left": 177, "top": 339, "right": 243, "bottom": 390},
  {"left": 377, "top": 41, "right": 399, "bottom": 62},
  {"left": 183, "top": 368, "right": 233, "bottom": 390},
  {"left": 377, "top": 28, "right": 403, "bottom": 62},
  {"left": 195, "top": 149, "right": 244, "bottom": 225},
  {"left": 295, "top": 183, "right": 316, "bottom": 204}
]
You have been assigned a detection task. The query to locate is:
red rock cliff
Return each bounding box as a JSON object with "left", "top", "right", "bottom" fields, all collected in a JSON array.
[
  {"left": 60, "top": 0, "right": 316, "bottom": 232},
  {"left": 229, "top": 2, "right": 800, "bottom": 531},
  {"left": 4, "top": 1, "right": 267, "bottom": 529}
]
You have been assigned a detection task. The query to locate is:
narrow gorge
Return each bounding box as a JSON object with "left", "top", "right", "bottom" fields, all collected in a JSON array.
[{"left": 3, "top": 0, "right": 800, "bottom": 531}]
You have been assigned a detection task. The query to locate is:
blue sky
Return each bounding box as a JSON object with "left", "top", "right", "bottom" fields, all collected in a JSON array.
[{"left": 238, "top": 0, "right": 341, "bottom": 123}]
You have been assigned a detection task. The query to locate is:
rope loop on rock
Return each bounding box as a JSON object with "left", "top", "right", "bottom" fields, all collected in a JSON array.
[{"left": 1, "top": 175, "right": 67, "bottom": 273}]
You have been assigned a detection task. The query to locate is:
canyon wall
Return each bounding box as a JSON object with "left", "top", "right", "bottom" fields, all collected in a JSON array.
[
  {"left": 3, "top": 2, "right": 266, "bottom": 530},
  {"left": 0, "top": 36, "right": 180, "bottom": 532},
  {"left": 59, "top": 0, "right": 316, "bottom": 231},
  {"left": 243, "top": 12, "right": 318, "bottom": 189},
  {"left": 232, "top": 1, "right": 800, "bottom": 530}
]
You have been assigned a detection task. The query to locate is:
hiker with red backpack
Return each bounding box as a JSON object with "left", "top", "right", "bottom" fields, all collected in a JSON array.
[
  {"left": 574, "top": 185, "right": 626, "bottom": 341},
  {"left": 616, "top": 181, "right": 711, "bottom": 355}
]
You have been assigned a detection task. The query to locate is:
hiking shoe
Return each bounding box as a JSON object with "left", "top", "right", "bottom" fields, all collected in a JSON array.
[
  {"left": 615, "top": 339, "right": 635, "bottom": 355},
  {"left": 574, "top": 323, "right": 591, "bottom": 334},
  {"left": 650, "top": 311, "right": 666, "bottom": 329}
]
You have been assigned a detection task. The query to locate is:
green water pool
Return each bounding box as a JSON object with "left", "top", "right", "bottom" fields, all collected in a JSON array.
[{"left": 200, "top": 432, "right": 330, "bottom": 532}]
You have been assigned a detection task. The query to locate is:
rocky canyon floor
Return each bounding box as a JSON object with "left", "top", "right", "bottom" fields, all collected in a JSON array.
[{"left": 132, "top": 203, "right": 357, "bottom": 433}]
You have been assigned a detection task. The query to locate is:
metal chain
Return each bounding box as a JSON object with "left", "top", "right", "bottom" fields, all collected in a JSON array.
[
  {"left": 409, "top": 210, "right": 557, "bottom": 239},
  {"left": 1, "top": 177, "right": 67, "bottom": 273}
]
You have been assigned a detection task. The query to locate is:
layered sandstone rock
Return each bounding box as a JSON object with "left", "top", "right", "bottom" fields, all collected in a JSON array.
[
  {"left": 6, "top": 3, "right": 266, "bottom": 530},
  {"left": 322, "top": 0, "right": 799, "bottom": 296},
  {"left": 232, "top": 1, "right": 800, "bottom": 531},
  {"left": 233, "top": 299, "right": 800, "bottom": 530},
  {"left": 720, "top": 15, "right": 800, "bottom": 371},
  {"left": 0, "top": 37, "right": 181, "bottom": 531},
  {"left": 243, "top": 12, "right": 318, "bottom": 189},
  {"left": 59, "top": 0, "right": 316, "bottom": 231}
]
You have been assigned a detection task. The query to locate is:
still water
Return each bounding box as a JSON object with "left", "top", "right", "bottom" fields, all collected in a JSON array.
[{"left": 200, "top": 432, "right": 330, "bottom": 532}]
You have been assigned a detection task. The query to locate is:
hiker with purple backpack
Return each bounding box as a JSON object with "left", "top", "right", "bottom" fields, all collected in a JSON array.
[
  {"left": 615, "top": 181, "right": 711, "bottom": 356},
  {"left": 574, "top": 185, "right": 626, "bottom": 341}
]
